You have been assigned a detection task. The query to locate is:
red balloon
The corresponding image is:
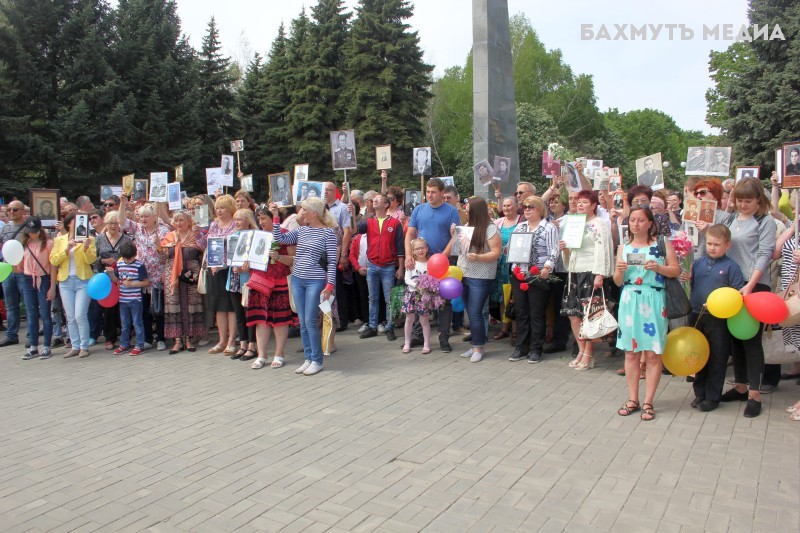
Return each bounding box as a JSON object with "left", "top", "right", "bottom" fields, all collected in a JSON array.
[
  {"left": 427, "top": 253, "right": 449, "bottom": 279},
  {"left": 743, "top": 291, "right": 788, "bottom": 324},
  {"left": 98, "top": 283, "right": 120, "bottom": 308}
]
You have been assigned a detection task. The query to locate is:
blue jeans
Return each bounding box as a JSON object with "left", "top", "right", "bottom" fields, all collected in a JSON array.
[
  {"left": 292, "top": 276, "right": 327, "bottom": 365},
  {"left": 59, "top": 276, "right": 91, "bottom": 350},
  {"left": 2, "top": 272, "right": 26, "bottom": 342},
  {"left": 462, "top": 277, "right": 494, "bottom": 347},
  {"left": 366, "top": 261, "right": 396, "bottom": 331},
  {"left": 120, "top": 299, "right": 145, "bottom": 349},
  {"left": 22, "top": 275, "right": 52, "bottom": 348}
]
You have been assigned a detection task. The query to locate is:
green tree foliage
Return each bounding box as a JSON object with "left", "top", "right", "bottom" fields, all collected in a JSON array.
[
  {"left": 515, "top": 103, "right": 560, "bottom": 190},
  {"left": 340, "top": 0, "right": 433, "bottom": 190}
]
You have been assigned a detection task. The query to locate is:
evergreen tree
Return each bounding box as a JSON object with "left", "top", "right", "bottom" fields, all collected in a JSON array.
[
  {"left": 341, "top": 0, "right": 433, "bottom": 189},
  {"left": 257, "top": 23, "right": 292, "bottom": 173},
  {"left": 235, "top": 53, "right": 266, "bottom": 176}
]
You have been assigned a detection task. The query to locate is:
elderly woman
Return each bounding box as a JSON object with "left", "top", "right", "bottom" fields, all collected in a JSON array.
[
  {"left": 492, "top": 195, "right": 521, "bottom": 341},
  {"left": 95, "top": 211, "right": 132, "bottom": 350},
  {"left": 559, "top": 190, "right": 614, "bottom": 370},
  {"left": 119, "top": 199, "right": 170, "bottom": 350},
  {"left": 269, "top": 197, "right": 337, "bottom": 376},
  {"left": 507, "top": 196, "right": 559, "bottom": 363},
  {"left": 206, "top": 195, "right": 238, "bottom": 354},
  {"left": 228, "top": 208, "right": 258, "bottom": 361},
  {"left": 158, "top": 210, "right": 207, "bottom": 354},
  {"left": 234, "top": 190, "right": 257, "bottom": 212},
  {"left": 444, "top": 196, "right": 502, "bottom": 363}
]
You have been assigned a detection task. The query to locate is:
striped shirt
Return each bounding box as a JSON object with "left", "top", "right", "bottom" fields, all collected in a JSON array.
[
  {"left": 274, "top": 225, "right": 338, "bottom": 285},
  {"left": 115, "top": 259, "right": 148, "bottom": 302},
  {"left": 511, "top": 219, "right": 559, "bottom": 271}
]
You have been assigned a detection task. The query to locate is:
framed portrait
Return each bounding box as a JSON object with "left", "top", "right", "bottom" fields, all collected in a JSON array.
[
  {"left": 592, "top": 168, "right": 609, "bottom": 191},
  {"left": 493, "top": 156, "right": 511, "bottom": 182},
  {"left": 613, "top": 192, "right": 624, "bottom": 210},
  {"left": 240, "top": 175, "right": 253, "bottom": 193},
  {"left": 133, "top": 179, "right": 148, "bottom": 202},
  {"left": 247, "top": 231, "right": 273, "bottom": 272},
  {"left": 174, "top": 164, "right": 184, "bottom": 183},
  {"left": 608, "top": 175, "right": 621, "bottom": 194},
  {"left": 206, "top": 167, "right": 224, "bottom": 197},
  {"left": 735, "top": 166, "right": 760, "bottom": 182},
  {"left": 473, "top": 159, "right": 494, "bottom": 186},
  {"left": 439, "top": 176, "right": 455, "bottom": 187},
  {"left": 699, "top": 200, "right": 717, "bottom": 224},
  {"left": 226, "top": 234, "right": 239, "bottom": 266},
  {"left": 294, "top": 163, "right": 309, "bottom": 182},
  {"left": 618, "top": 224, "right": 629, "bottom": 246},
  {"left": 100, "top": 185, "right": 123, "bottom": 202},
  {"left": 29, "top": 189, "right": 59, "bottom": 228},
  {"left": 293, "top": 181, "right": 322, "bottom": 204},
  {"left": 149, "top": 173, "right": 168, "bottom": 202},
  {"left": 404, "top": 190, "right": 422, "bottom": 217},
  {"left": 683, "top": 198, "right": 700, "bottom": 223},
  {"left": 541, "top": 151, "right": 560, "bottom": 176},
  {"left": 231, "top": 230, "right": 253, "bottom": 267},
  {"left": 122, "top": 174, "right": 134, "bottom": 195},
  {"left": 207, "top": 237, "right": 227, "bottom": 268},
  {"left": 167, "top": 182, "right": 182, "bottom": 210},
  {"left": 194, "top": 205, "right": 210, "bottom": 228},
  {"left": 330, "top": 129, "right": 357, "bottom": 170},
  {"left": 686, "top": 147, "right": 707, "bottom": 175},
  {"left": 783, "top": 142, "right": 800, "bottom": 188},
  {"left": 269, "top": 172, "right": 292, "bottom": 206},
  {"left": 565, "top": 162, "right": 582, "bottom": 192},
  {"left": 74, "top": 213, "right": 90, "bottom": 242},
  {"left": 376, "top": 145, "right": 392, "bottom": 170},
  {"left": 635, "top": 152, "right": 664, "bottom": 190},
  {"left": 451, "top": 226, "right": 475, "bottom": 257},
  {"left": 506, "top": 232, "right": 533, "bottom": 264},
  {"left": 230, "top": 140, "right": 244, "bottom": 153},
  {"left": 412, "top": 147, "right": 432, "bottom": 177},
  {"left": 220, "top": 155, "right": 235, "bottom": 180},
  {"left": 705, "top": 147, "right": 732, "bottom": 177}
]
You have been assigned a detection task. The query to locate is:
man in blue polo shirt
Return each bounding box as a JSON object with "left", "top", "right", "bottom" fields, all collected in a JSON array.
[{"left": 405, "top": 178, "right": 461, "bottom": 352}]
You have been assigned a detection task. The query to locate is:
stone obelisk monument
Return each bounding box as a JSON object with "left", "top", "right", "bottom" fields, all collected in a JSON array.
[{"left": 473, "top": 0, "right": 520, "bottom": 198}]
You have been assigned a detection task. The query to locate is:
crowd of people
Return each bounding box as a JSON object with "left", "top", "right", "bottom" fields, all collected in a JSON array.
[{"left": 0, "top": 169, "right": 798, "bottom": 420}]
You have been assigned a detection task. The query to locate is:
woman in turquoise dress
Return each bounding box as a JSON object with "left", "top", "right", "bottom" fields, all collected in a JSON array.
[
  {"left": 612, "top": 206, "right": 680, "bottom": 421},
  {"left": 492, "top": 196, "right": 522, "bottom": 340}
]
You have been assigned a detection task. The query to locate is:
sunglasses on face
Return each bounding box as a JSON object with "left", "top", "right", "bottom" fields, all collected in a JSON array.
[
  {"left": 514, "top": 191, "right": 525, "bottom": 195},
  {"left": 694, "top": 189, "right": 710, "bottom": 196},
  {"left": 8, "top": 208, "right": 20, "bottom": 212},
  {"left": 523, "top": 205, "right": 536, "bottom": 210},
  {"left": 104, "top": 203, "right": 116, "bottom": 207},
  {"left": 90, "top": 215, "right": 100, "bottom": 220}
]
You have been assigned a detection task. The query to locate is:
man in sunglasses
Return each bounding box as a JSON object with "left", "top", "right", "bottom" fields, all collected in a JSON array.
[
  {"left": 0, "top": 201, "right": 29, "bottom": 346},
  {"left": 103, "top": 196, "right": 120, "bottom": 212}
]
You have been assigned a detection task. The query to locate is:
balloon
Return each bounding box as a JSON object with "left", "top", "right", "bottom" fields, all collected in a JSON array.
[
  {"left": 427, "top": 253, "right": 449, "bottom": 279},
  {"left": 0, "top": 262, "right": 12, "bottom": 282},
  {"left": 727, "top": 307, "right": 760, "bottom": 340},
  {"left": 1, "top": 240, "right": 23, "bottom": 266},
  {"left": 451, "top": 296, "right": 465, "bottom": 312},
  {"left": 98, "top": 284, "right": 120, "bottom": 308},
  {"left": 87, "top": 273, "right": 112, "bottom": 300},
  {"left": 744, "top": 292, "right": 789, "bottom": 324},
  {"left": 706, "top": 287, "right": 743, "bottom": 319},
  {"left": 447, "top": 265, "right": 463, "bottom": 281},
  {"left": 662, "top": 327, "right": 710, "bottom": 376},
  {"left": 439, "top": 277, "right": 463, "bottom": 300}
]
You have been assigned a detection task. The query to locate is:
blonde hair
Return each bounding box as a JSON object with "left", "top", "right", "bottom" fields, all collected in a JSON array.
[
  {"left": 521, "top": 196, "right": 545, "bottom": 215},
  {"left": 137, "top": 204, "right": 156, "bottom": 217},
  {"left": 104, "top": 211, "right": 121, "bottom": 224},
  {"left": 214, "top": 194, "right": 237, "bottom": 215},
  {"left": 233, "top": 208, "right": 257, "bottom": 230},
  {"left": 410, "top": 238, "right": 430, "bottom": 259},
  {"left": 170, "top": 210, "right": 193, "bottom": 226},
  {"left": 302, "top": 197, "right": 337, "bottom": 228}
]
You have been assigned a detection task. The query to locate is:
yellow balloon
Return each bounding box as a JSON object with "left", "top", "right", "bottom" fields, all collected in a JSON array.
[
  {"left": 706, "top": 287, "right": 743, "bottom": 319},
  {"left": 447, "top": 265, "right": 463, "bottom": 281},
  {"left": 662, "top": 327, "right": 710, "bottom": 376}
]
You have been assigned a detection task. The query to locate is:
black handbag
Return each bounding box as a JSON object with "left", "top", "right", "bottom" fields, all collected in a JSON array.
[{"left": 657, "top": 236, "right": 691, "bottom": 319}]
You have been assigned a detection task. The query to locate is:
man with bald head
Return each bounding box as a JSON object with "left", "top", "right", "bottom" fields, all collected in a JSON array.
[{"left": 0, "top": 200, "right": 29, "bottom": 346}]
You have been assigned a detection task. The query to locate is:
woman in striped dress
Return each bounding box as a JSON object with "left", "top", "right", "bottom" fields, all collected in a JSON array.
[
  {"left": 269, "top": 198, "right": 338, "bottom": 376},
  {"left": 775, "top": 220, "right": 800, "bottom": 382}
]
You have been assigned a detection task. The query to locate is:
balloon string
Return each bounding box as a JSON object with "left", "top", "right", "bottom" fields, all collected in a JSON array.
[{"left": 694, "top": 306, "right": 707, "bottom": 328}]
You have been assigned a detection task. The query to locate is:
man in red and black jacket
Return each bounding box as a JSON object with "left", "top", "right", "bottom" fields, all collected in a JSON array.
[{"left": 353, "top": 193, "right": 405, "bottom": 341}]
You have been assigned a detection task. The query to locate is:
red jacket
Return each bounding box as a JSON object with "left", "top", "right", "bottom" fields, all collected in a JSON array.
[{"left": 356, "top": 217, "right": 404, "bottom": 267}]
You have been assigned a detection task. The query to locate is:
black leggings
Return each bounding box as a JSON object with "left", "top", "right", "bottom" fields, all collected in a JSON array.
[
  {"left": 230, "top": 290, "right": 255, "bottom": 344},
  {"left": 730, "top": 283, "right": 768, "bottom": 391}
]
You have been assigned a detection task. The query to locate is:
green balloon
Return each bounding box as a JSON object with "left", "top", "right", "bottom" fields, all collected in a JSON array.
[
  {"left": 727, "top": 307, "right": 760, "bottom": 340},
  {"left": 0, "top": 262, "right": 11, "bottom": 283}
]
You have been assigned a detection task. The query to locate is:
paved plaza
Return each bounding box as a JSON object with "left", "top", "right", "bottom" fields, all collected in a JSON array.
[{"left": 1, "top": 329, "right": 798, "bottom": 532}]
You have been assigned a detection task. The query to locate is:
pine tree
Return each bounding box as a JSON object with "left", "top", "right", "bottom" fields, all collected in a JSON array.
[
  {"left": 235, "top": 53, "right": 266, "bottom": 175},
  {"left": 341, "top": 0, "right": 433, "bottom": 189},
  {"left": 257, "top": 23, "right": 292, "bottom": 173}
]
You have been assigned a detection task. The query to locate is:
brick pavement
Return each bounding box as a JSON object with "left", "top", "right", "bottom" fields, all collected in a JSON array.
[{"left": 0, "top": 330, "right": 798, "bottom": 532}]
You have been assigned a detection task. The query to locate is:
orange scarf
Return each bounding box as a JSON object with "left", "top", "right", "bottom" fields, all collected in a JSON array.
[{"left": 161, "top": 230, "right": 198, "bottom": 293}]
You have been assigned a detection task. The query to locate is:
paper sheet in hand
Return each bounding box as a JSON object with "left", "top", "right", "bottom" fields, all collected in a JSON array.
[{"left": 560, "top": 214, "right": 586, "bottom": 249}]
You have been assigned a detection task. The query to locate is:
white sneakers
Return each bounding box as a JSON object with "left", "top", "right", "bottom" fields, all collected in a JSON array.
[
  {"left": 295, "top": 361, "right": 311, "bottom": 374},
  {"left": 295, "top": 361, "right": 323, "bottom": 375},
  {"left": 460, "top": 348, "right": 473, "bottom": 358},
  {"left": 470, "top": 351, "right": 483, "bottom": 363}
]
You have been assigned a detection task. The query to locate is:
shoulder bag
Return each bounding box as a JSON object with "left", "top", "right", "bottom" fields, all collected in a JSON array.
[
  {"left": 657, "top": 236, "right": 691, "bottom": 319},
  {"left": 579, "top": 287, "right": 618, "bottom": 340},
  {"left": 196, "top": 252, "right": 208, "bottom": 294},
  {"left": 763, "top": 325, "right": 800, "bottom": 364}
]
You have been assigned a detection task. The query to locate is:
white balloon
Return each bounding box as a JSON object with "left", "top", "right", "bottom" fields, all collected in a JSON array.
[{"left": 2, "top": 240, "right": 24, "bottom": 266}]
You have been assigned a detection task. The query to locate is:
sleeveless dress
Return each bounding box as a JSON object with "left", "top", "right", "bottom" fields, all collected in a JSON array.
[{"left": 616, "top": 241, "right": 668, "bottom": 354}]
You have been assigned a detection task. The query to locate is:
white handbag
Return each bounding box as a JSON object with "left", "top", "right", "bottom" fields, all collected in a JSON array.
[
  {"left": 763, "top": 325, "right": 800, "bottom": 365},
  {"left": 579, "top": 287, "right": 618, "bottom": 340}
]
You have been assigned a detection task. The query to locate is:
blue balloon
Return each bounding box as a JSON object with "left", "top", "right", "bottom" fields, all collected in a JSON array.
[
  {"left": 451, "top": 296, "right": 465, "bottom": 312},
  {"left": 87, "top": 273, "right": 112, "bottom": 300}
]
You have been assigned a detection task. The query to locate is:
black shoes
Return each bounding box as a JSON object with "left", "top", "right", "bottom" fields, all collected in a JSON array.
[
  {"left": 743, "top": 399, "right": 761, "bottom": 418},
  {"left": 527, "top": 351, "right": 541, "bottom": 364},
  {"left": 691, "top": 397, "right": 702, "bottom": 408},
  {"left": 698, "top": 400, "right": 719, "bottom": 412},
  {"left": 385, "top": 329, "right": 396, "bottom": 342},
  {"left": 359, "top": 327, "right": 377, "bottom": 339},
  {"left": 439, "top": 335, "right": 452, "bottom": 353},
  {"left": 508, "top": 349, "right": 525, "bottom": 362},
  {"left": 0, "top": 338, "right": 19, "bottom": 347},
  {"left": 720, "top": 388, "right": 748, "bottom": 402}
]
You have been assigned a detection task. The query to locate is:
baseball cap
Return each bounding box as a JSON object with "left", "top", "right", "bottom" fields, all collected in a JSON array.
[{"left": 23, "top": 216, "right": 42, "bottom": 233}]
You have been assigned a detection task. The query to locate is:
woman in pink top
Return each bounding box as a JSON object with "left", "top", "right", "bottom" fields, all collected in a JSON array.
[{"left": 20, "top": 217, "right": 57, "bottom": 360}]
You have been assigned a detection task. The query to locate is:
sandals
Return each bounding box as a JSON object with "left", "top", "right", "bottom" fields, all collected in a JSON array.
[
  {"left": 492, "top": 330, "right": 509, "bottom": 340},
  {"left": 402, "top": 345, "right": 411, "bottom": 354},
  {"left": 241, "top": 350, "right": 257, "bottom": 361},
  {"left": 569, "top": 353, "right": 584, "bottom": 368},
  {"left": 421, "top": 346, "right": 431, "bottom": 355},
  {"left": 184, "top": 339, "right": 196, "bottom": 352},
  {"left": 575, "top": 355, "right": 594, "bottom": 370},
  {"left": 231, "top": 348, "right": 246, "bottom": 360},
  {"left": 208, "top": 344, "right": 225, "bottom": 354},
  {"left": 222, "top": 345, "right": 236, "bottom": 356},
  {"left": 271, "top": 356, "right": 285, "bottom": 368},
  {"left": 169, "top": 340, "right": 184, "bottom": 354},
  {"left": 641, "top": 403, "right": 656, "bottom": 421},
  {"left": 618, "top": 400, "right": 640, "bottom": 416},
  {"left": 251, "top": 357, "right": 267, "bottom": 369}
]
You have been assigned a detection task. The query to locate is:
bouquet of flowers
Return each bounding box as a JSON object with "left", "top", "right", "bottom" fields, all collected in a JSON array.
[
  {"left": 511, "top": 265, "right": 560, "bottom": 291},
  {"left": 412, "top": 274, "right": 445, "bottom": 313},
  {"left": 547, "top": 142, "right": 575, "bottom": 163},
  {"left": 670, "top": 231, "right": 694, "bottom": 297}
]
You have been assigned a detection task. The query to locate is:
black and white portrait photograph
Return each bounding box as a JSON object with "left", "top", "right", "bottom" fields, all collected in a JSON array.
[
  {"left": 507, "top": 232, "right": 533, "bottom": 264},
  {"left": 618, "top": 224, "right": 629, "bottom": 245},
  {"left": 269, "top": 173, "right": 292, "bottom": 206},
  {"left": 240, "top": 175, "right": 253, "bottom": 193},
  {"left": 231, "top": 230, "right": 252, "bottom": 267},
  {"left": 206, "top": 168, "right": 224, "bottom": 197},
  {"left": 133, "top": 179, "right": 148, "bottom": 201},
  {"left": 613, "top": 192, "right": 624, "bottom": 210},
  {"left": 404, "top": 190, "right": 421, "bottom": 217},
  {"left": 735, "top": 166, "right": 760, "bottom": 182},
  {"left": 565, "top": 162, "right": 582, "bottom": 192},
  {"left": 207, "top": 237, "right": 226, "bottom": 268},
  {"left": 230, "top": 140, "right": 244, "bottom": 153},
  {"left": 248, "top": 231, "right": 273, "bottom": 272},
  {"left": 294, "top": 164, "right": 309, "bottom": 181},
  {"left": 584, "top": 159, "right": 603, "bottom": 179},
  {"left": 293, "top": 181, "right": 322, "bottom": 203},
  {"left": 439, "top": 176, "right": 455, "bottom": 188},
  {"left": 412, "top": 147, "right": 432, "bottom": 177},
  {"left": 227, "top": 234, "right": 239, "bottom": 266},
  {"left": 635, "top": 152, "right": 664, "bottom": 190},
  {"left": 686, "top": 147, "right": 706, "bottom": 174},
  {"left": 74, "top": 213, "right": 89, "bottom": 241},
  {"left": 376, "top": 145, "right": 392, "bottom": 170},
  {"left": 167, "top": 182, "right": 182, "bottom": 210},
  {"left": 149, "top": 172, "right": 168, "bottom": 202},
  {"left": 493, "top": 156, "right": 511, "bottom": 182},
  {"left": 705, "top": 147, "right": 731, "bottom": 177},
  {"left": 608, "top": 174, "right": 621, "bottom": 193},
  {"left": 784, "top": 143, "right": 800, "bottom": 187},
  {"left": 330, "top": 129, "right": 357, "bottom": 170},
  {"left": 174, "top": 164, "right": 184, "bottom": 183},
  {"left": 473, "top": 159, "right": 494, "bottom": 186},
  {"left": 221, "top": 155, "right": 234, "bottom": 178},
  {"left": 29, "top": 189, "right": 59, "bottom": 227},
  {"left": 100, "top": 185, "right": 123, "bottom": 202},
  {"left": 194, "top": 204, "right": 210, "bottom": 228}
]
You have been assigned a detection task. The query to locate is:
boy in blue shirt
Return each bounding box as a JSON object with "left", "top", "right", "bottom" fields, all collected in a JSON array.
[
  {"left": 688, "top": 225, "right": 745, "bottom": 412},
  {"left": 106, "top": 242, "right": 150, "bottom": 356}
]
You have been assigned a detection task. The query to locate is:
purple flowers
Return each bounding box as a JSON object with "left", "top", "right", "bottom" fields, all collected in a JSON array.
[{"left": 413, "top": 274, "right": 445, "bottom": 312}]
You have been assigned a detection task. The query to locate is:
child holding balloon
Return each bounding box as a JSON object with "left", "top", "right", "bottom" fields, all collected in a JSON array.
[
  {"left": 686, "top": 225, "right": 745, "bottom": 412},
  {"left": 402, "top": 238, "right": 442, "bottom": 354}
]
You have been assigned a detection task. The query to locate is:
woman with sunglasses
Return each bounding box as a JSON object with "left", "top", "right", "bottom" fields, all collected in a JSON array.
[{"left": 690, "top": 179, "right": 726, "bottom": 257}]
